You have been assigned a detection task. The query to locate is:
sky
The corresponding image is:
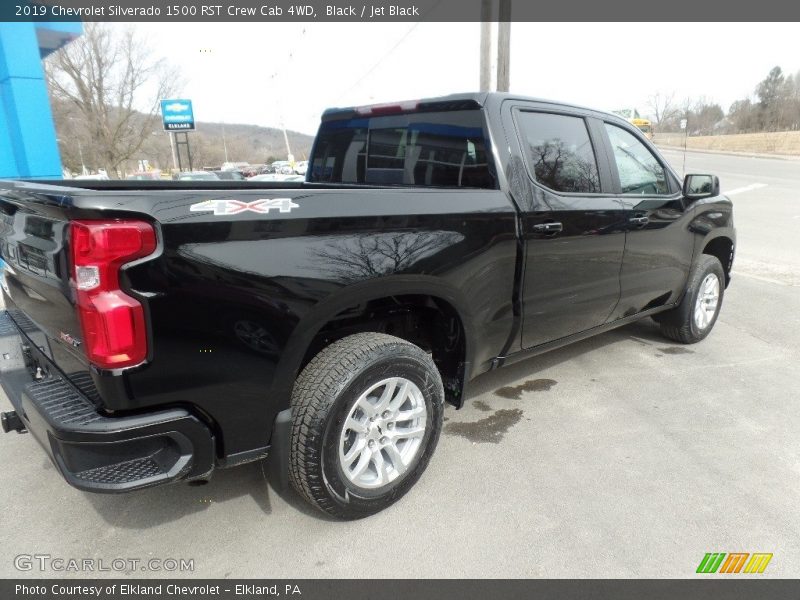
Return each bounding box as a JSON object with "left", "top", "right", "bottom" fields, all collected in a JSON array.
[{"left": 129, "top": 22, "right": 800, "bottom": 135}]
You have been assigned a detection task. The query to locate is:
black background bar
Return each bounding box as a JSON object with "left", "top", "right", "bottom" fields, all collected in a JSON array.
[
  {"left": 3, "top": 579, "right": 800, "bottom": 600},
  {"left": 5, "top": 0, "right": 800, "bottom": 22}
]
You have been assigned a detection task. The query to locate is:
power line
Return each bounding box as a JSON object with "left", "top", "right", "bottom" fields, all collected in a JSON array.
[
  {"left": 333, "top": 0, "right": 444, "bottom": 105},
  {"left": 267, "top": 25, "right": 309, "bottom": 158},
  {"left": 333, "top": 22, "right": 422, "bottom": 104},
  {"left": 268, "top": 26, "right": 308, "bottom": 85}
]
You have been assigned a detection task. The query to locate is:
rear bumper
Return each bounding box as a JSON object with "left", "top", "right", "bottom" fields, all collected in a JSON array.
[{"left": 0, "top": 311, "right": 215, "bottom": 493}]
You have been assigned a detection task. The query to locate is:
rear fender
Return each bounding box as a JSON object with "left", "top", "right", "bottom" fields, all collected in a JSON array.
[{"left": 268, "top": 275, "right": 476, "bottom": 412}]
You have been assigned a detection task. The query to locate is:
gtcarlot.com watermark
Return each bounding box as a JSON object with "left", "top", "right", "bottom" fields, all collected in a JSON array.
[{"left": 14, "top": 554, "right": 194, "bottom": 573}]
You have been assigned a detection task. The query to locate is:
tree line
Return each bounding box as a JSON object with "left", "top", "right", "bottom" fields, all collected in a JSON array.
[{"left": 648, "top": 66, "right": 800, "bottom": 135}]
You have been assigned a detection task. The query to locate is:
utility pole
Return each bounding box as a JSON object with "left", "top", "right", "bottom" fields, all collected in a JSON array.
[
  {"left": 282, "top": 122, "right": 295, "bottom": 167},
  {"left": 221, "top": 122, "right": 229, "bottom": 164},
  {"left": 479, "top": 0, "right": 494, "bottom": 92},
  {"left": 496, "top": 0, "right": 511, "bottom": 92},
  {"left": 169, "top": 131, "right": 179, "bottom": 172},
  {"left": 76, "top": 137, "right": 86, "bottom": 175}
]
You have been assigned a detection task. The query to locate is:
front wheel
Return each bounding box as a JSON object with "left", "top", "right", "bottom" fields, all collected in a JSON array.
[
  {"left": 657, "top": 254, "right": 725, "bottom": 344},
  {"left": 288, "top": 333, "right": 444, "bottom": 519}
]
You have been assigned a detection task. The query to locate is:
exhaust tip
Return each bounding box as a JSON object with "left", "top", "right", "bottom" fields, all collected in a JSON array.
[{"left": 1, "top": 411, "right": 26, "bottom": 434}]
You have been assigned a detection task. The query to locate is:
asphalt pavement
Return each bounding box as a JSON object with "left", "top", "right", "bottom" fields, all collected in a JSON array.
[{"left": 0, "top": 148, "right": 798, "bottom": 578}]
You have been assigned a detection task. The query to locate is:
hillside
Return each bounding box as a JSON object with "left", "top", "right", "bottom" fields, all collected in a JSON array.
[{"left": 51, "top": 97, "right": 316, "bottom": 175}]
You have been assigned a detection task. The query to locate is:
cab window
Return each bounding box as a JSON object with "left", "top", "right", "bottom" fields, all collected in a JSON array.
[
  {"left": 515, "top": 111, "right": 601, "bottom": 194},
  {"left": 604, "top": 123, "right": 669, "bottom": 195},
  {"left": 310, "top": 110, "right": 495, "bottom": 189}
]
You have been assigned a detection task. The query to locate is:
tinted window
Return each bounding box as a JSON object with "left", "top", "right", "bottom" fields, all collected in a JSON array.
[
  {"left": 605, "top": 124, "right": 669, "bottom": 195},
  {"left": 310, "top": 110, "right": 494, "bottom": 188},
  {"left": 516, "top": 111, "right": 600, "bottom": 193}
]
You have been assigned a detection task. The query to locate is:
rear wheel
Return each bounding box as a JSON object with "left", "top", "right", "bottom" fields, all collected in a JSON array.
[
  {"left": 288, "top": 333, "right": 444, "bottom": 519},
  {"left": 657, "top": 254, "right": 725, "bottom": 344}
]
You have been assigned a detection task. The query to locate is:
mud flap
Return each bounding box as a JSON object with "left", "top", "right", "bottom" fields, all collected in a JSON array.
[{"left": 267, "top": 408, "right": 292, "bottom": 490}]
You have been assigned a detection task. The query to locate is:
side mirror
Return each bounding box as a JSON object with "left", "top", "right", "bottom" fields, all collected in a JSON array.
[{"left": 683, "top": 174, "right": 720, "bottom": 200}]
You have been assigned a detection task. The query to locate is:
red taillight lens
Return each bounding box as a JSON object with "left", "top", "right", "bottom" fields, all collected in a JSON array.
[
  {"left": 355, "top": 100, "right": 419, "bottom": 116},
  {"left": 70, "top": 220, "right": 156, "bottom": 369}
]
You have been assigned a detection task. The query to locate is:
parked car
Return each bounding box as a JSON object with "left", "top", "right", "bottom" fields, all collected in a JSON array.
[
  {"left": 174, "top": 170, "right": 220, "bottom": 181},
  {"left": 239, "top": 165, "right": 265, "bottom": 178},
  {"left": 271, "top": 161, "right": 293, "bottom": 175},
  {"left": 221, "top": 162, "right": 249, "bottom": 171},
  {"left": 72, "top": 173, "right": 109, "bottom": 180},
  {"left": 247, "top": 173, "right": 305, "bottom": 182},
  {"left": 0, "top": 93, "right": 734, "bottom": 519},
  {"left": 294, "top": 160, "right": 308, "bottom": 176},
  {"left": 258, "top": 164, "right": 276, "bottom": 175},
  {"left": 212, "top": 170, "right": 246, "bottom": 181}
]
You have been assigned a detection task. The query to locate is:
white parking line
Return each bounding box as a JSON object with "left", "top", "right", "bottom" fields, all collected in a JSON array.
[{"left": 724, "top": 183, "right": 767, "bottom": 196}]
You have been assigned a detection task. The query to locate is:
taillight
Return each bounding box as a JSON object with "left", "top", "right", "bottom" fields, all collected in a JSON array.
[
  {"left": 70, "top": 220, "right": 156, "bottom": 369},
  {"left": 355, "top": 100, "right": 419, "bottom": 116}
]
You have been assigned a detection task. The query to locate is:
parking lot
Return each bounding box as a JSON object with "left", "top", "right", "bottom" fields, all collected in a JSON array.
[{"left": 1, "top": 148, "right": 798, "bottom": 579}]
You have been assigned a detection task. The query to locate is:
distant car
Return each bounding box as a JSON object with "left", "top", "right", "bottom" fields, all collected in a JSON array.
[
  {"left": 247, "top": 173, "right": 305, "bottom": 182},
  {"left": 126, "top": 171, "right": 162, "bottom": 181},
  {"left": 175, "top": 171, "right": 220, "bottom": 181},
  {"left": 221, "top": 162, "right": 250, "bottom": 171},
  {"left": 271, "top": 161, "right": 293, "bottom": 175},
  {"left": 212, "top": 170, "right": 246, "bottom": 181},
  {"left": 73, "top": 173, "right": 110, "bottom": 180},
  {"left": 239, "top": 165, "right": 265, "bottom": 178},
  {"left": 294, "top": 161, "right": 308, "bottom": 176}
]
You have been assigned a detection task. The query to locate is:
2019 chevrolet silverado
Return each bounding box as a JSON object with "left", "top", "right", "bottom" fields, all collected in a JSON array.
[{"left": 0, "top": 93, "right": 735, "bottom": 518}]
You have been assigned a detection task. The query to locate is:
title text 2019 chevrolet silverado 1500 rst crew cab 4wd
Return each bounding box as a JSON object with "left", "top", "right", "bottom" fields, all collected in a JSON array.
[{"left": 0, "top": 93, "right": 734, "bottom": 519}]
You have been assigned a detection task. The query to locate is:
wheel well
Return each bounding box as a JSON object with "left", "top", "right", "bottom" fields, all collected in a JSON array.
[
  {"left": 302, "top": 295, "right": 467, "bottom": 407},
  {"left": 703, "top": 237, "right": 734, "bottom": 286}
]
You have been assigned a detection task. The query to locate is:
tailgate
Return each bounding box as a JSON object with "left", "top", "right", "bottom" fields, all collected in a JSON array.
[{"left": 0, "top": 184, "right": 90, "bottom": 380}]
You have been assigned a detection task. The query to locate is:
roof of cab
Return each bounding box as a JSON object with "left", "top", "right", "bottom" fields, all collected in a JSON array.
[{"left": 321, "top": 91, "right": 630, "bottom": 127}]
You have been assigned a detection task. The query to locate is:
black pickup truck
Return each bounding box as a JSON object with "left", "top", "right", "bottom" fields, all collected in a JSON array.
[{"left": 0, "top": 93, "right": 734, "bottom": 519}]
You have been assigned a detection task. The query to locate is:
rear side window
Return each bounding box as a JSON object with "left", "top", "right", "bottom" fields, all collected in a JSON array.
[
  {"left": 604, "top": 123, "right": 669, "bottom": 195},
  {"left": 516, "top": 111, "right": 601, "bottom": 194},
  {"left": 310, "top": 110, "right": 495, "bottom": 188}
]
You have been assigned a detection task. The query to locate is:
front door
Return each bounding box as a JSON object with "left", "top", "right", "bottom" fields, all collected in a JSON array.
[{"left": 600, "top": 122, "right": 695, "bottom": 318}]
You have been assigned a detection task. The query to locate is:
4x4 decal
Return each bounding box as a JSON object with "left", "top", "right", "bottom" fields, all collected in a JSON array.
[{"left": 190, "top": 198, "right": 299, "bottom": 216}]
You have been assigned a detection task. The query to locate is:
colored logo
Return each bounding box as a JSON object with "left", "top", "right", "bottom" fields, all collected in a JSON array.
[
  {"left": 189, "top": 198, "right": 299, "bottom": 216},
  {"left": 160, "top": 98, "right": 195, "bottom": 131},
  {"left": 696, "top": 552, "right": 773, "bottom": 574}
]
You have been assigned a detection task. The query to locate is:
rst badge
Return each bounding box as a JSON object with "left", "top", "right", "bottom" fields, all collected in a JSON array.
[
  {"left": 190, "top": 198, "right": 299, "bottom": 216},
  {"left": 59, "top": 331, "right": 81, "bottom": 348}
]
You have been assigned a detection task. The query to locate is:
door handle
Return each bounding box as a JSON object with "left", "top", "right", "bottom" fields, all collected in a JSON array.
[
  {"left": 628, "top": 216, "right": 649, "bottom": 226},
  {"left": 532, "top": 222, "right": 563, "bottom": 234}
]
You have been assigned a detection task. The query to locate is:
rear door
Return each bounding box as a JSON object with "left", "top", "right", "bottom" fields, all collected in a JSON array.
[
  {"left": 508, "top": 106, "right": 628, "bottom": 348},
  {"left": 599, "top": 121, "right": 694, "bottom": 318}
]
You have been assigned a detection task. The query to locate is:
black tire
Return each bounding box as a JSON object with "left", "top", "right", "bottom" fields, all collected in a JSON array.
[
  {"left": 657, "top": 254, "right": 725, "bottom": 344},
  {"left": 288, "top": 332, "right": 444, "bottom": 519}
]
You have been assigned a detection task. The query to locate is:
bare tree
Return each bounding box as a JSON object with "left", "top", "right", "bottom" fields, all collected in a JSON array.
[
  {"left": 647, "top": 92, "right": 679, "bottom": 128},
  {"left": 45, "top": 23, "right": 180, "bottom": 177},
  {"left": 308, "top": 232, "right": 463, "bottom": 285}
]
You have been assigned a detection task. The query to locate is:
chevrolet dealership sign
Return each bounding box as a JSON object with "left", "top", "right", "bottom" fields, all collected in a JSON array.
[{"left": 161, "top": 99, "right": 195, "bottom": 131}]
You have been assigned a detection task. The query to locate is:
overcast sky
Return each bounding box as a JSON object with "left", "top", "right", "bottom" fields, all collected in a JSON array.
[{"left": 131, "top": 22, "right": 800, "bottom": 135}]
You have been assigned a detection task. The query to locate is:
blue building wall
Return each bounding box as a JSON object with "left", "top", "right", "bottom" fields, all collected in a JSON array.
[{"left": 0, "top": 22, "right": 82, "bottom": 179}]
